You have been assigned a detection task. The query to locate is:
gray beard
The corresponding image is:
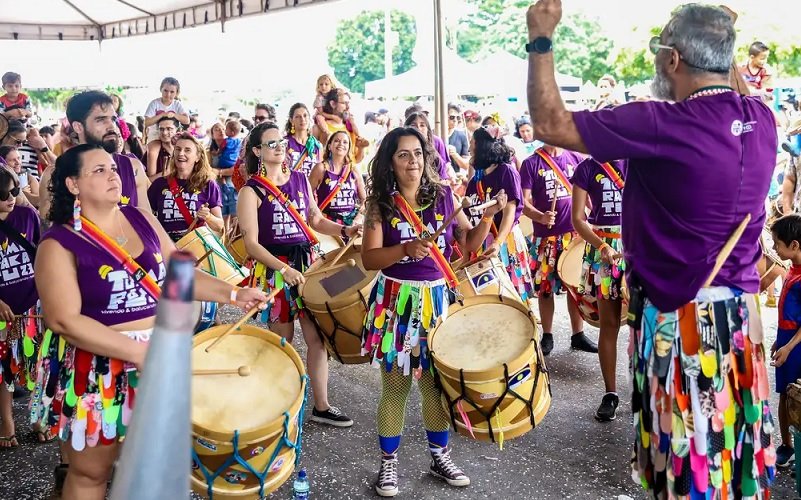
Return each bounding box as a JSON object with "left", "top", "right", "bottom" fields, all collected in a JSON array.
[{"left": 650, "top": 69, "right": 674, "bottom": 101}]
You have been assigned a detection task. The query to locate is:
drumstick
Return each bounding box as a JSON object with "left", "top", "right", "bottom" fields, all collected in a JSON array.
[
  {"left": 425, "top": 199, "right": 470, "bottom": 243},
  {"left": 185, "top": 204, "right": 209, "bottom": 234},
  {"left": 193, "top": 365, "right": 251, "bottom": 377},
  {"left": 472, "top": 199, "right": 498, "bottom": 212},
  {"left": 547, "top": 194, "right": 558, "bottom": 229},
  {"left": 14, "top": 314, "right": 42, "bottom": 319},
  {"left": 195, "top": 248, "right": 215, "bottom": 267},
  {"left": 328, "top": 237, "right": 358, "bottom": 267},
  {"left": 303, "top": 258, "right": 356, "bottom": 278},
  {"left": 204, "top": 288, "right": 281, "bottom": 352},
  {"left": 702, "top": 214, "right": 752, "bottom": 288}
]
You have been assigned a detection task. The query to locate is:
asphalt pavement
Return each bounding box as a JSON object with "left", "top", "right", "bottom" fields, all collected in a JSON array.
[{"left": 0, "top": 296, "right": 797, "bottom": 500}]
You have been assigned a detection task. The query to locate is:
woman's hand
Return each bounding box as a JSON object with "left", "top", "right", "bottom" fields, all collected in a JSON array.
[
  {"left": 403, "top": 239, "right": 432, "bottom": 260},
  {"left": 283, "top": 267, "right": 305, "bottom": 287},
  {"left": 0, "top": 300, "right": 13, "bottom": 323},
  {"left": 599, "top": 245, "right": 622, "bottom": 266},
  {"left": 345, "top": 224, "right": 363, "bottom": 239},
  {"left": 537, "top": 210, "right": 556, "bottom": 226},
  {"left": 484, "top": 189, "right": 508, "bottom": 217},
  {"left": 483, "top": 242, "right": 500, "bottom": 259},
  {"left": 233, "top": 287, "right": 269, "bottom": 311},
  {"left": 195, "top": 204, "right": 210, "bottom": 221}
]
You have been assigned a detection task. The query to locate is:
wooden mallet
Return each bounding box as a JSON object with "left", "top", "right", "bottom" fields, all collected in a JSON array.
[
  {"left": 193, "top": 365, "right": 251, "bottom": 377},
  {"left": 425, "top": 198, "right": 470, "bottom": 243}
]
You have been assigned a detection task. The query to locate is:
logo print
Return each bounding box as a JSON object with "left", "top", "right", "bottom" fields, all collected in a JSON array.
[{"left": 730, "top": 120, "right": 743, "bottom": 136}]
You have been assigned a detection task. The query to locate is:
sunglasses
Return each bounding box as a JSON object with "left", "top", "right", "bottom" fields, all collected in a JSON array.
[
  {"left": 260, "top": 139, "right": 288, "bottom": 150},
  {"left": 648, "top": 36, "right": 730, "bottom": 73},
  {"left": 0, "top": 186, "right": 21, "bottom": 201},
  {"left": 253, "top": 115, "right": 270, "bottom": 123},
  {"left": 13, "top": 139, "right": 24, "bottom": 147},
  {"left": 448, "top": 115, "right": 459, "bottom": 120}
]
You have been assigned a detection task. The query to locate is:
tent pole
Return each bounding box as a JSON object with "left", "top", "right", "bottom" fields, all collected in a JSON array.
[{"left": 433, "top": 0, "right": 447, "bottom": 140}]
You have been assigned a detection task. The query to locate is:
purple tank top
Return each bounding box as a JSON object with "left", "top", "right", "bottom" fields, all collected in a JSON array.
[
  {"left": 248, "top": 171, "right": 314, "bottom": 247},
  {"left": 0, "top": 205, "right": 40, "bottom": 313},
  {"left": 42, "top": 206, "right": 166, "bottom": 325},
  {"left": 114, "top": 153, "right": 139, "bottom": 208},
  {"left": 286, "top": 135, "right": 321, "bottom": 177},
  {"left": 382, "top": 186, "right": 456, "bottom": 281},
  {"left": 463, "top": 162, "right": 523, "bottom": 228},
  {"left": 316, "top": 162, "right": 358, "bottom": 221}
]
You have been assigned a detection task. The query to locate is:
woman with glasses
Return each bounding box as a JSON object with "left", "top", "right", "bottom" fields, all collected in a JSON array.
[
  {"left": 284, "top": 103, "right": 322, "bottom": 177},
  {"left": 0, "top": 166, "right": 43, "bottom": 449},
  {"left": 0, "top": 146, "right": 39, "bottom": 206},
  {"left": 237, "top": 122, "right": 360, "bottom": 429},
  {"left": 309, "top": 130, "right": 365, "bottom": 228},
  {"left": 143, "top": 116, "right": 177, "bottom": 181},
  {"left": 146, "top": 133, "right": 223, "bottom": 242}
]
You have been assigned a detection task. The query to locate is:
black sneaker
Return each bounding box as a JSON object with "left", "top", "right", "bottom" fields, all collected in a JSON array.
[
  {"left": 776, "top": 444, "right": 795, "bottom": 468},
  {"left": 429, "top": 448, "right": 470, "bottom": 487},
  {"left": 595, "top": 393, "right": 619, "bottom": 422},
  {"left": 375, "top": 454, "right": 399, "bottom": 497},
  {"left": 53, "top": 463, "right": 68, "bottom": 495},
  {"left": 540, "top": 333, "right": 554, "bottom": 356},
  {"left": 311, "top": 406, "right": 353, "bottom": 428},
  {"left": 570, "top": 332, "right": 598, "bottom": 353}
]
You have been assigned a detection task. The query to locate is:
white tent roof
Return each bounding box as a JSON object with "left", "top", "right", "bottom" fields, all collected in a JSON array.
[{"left": 0, "top": 0, "right": 334, "bottom": 41}]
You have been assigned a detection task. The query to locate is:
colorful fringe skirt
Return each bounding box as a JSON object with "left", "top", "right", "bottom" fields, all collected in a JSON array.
[
  {"left": 629, "top": 289, "right": 775, "bottom": 498},
  {"left": 484, "top": 224, "right": 536, "bottom": 308},
  {"left": 579, "top": 226, "right": 626, "bottom": 301},
  {"left": 529, "top": 231, "right": 574, "bottom": 297},
  {"left": 362, "top": 273, "right": 451, "bottom": 376},
  {"left": 251, "top": 244, "right": 312, "bottom": 324},
  {"left": 30, "top": 328, "right": 152, "bottom": 449},
  {"left": 0, "top": 307, "right": 43, "bottom": 391}
]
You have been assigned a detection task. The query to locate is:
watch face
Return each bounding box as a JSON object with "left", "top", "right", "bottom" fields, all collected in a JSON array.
[{"left": 535, "top": 37, "right": 552, "bottom": 53}]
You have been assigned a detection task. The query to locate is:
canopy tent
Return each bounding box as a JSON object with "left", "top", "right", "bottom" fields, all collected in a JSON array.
[{"left": 0, "top": 0, "right": 334, "bottom": 41}]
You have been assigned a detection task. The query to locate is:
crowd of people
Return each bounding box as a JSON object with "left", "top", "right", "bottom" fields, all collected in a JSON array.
[{"left": 0, "top": 1, "right": 800, "bottom": 499}]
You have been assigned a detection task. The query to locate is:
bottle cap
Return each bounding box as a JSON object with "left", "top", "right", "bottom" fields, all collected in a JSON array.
[{"left": 299, "top": 468, "right": 307, "bottom": 479}]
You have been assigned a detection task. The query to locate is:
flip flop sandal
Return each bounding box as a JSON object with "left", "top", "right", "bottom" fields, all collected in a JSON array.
[
  {"left": 32, "top": 428, "right": 57, "bottom": 444},
  {"left": 0, "top": 435, "right": 18, "bottom": 448}
]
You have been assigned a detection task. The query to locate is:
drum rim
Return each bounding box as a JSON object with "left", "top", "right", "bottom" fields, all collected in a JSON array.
[
  {"left": 556, "top": 236, "right": 585, "bottom": 290},
  {"left": 429, "top": 295, "right": 538, "bottom": 380},
  {"left": 178, "top": 226, "right": 250, "bottom": 283},
  {"left": 191, "top": 325, "right": 307, "bottom": 442},
  {"left": 299, "top": 245, "right": 377, "bottom": 307}
]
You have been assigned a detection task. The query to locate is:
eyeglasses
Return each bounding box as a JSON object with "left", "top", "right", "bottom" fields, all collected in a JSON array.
[
  {"left": 448, "top": 115, "right": 459, "bottom": 121},
  {"left": 260, "top": 139, "right": 288, "bottom": 150},
  {"left": 648, "top": 36, "right": 730, "bottom": 74},
  {"left": 12, "top": 140, "right": 24, "bottom": 147},
  {"left": 0, "top": 186, "right": 21, "bottom": 201},
  {"left": 253, "top": 115, "right": 270, "bottom": 123}
]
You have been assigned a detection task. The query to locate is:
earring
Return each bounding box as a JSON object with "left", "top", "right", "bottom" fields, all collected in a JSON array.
[
  {"left": 258, "top": 149, "right": 264, "bottom": 177},
  {"left": 290, "top": 124, "right": 296, "bottom": 134},
  {"left": 73, "top": 198, "right": 82, "bottom": 231}
]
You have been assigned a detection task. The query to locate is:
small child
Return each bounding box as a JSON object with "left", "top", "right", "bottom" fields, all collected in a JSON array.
[
  {"left": 770, "top": 213, "right": 801, "bottom": 468},
  {"left": 219, "top": 120, "right": 242, "bottom": 169},
  {"left": 144, "top": 77, "right": 189, "bottom": 142},
  {"left": 215, "top": 120, "right": 242, "bottom": 232},
  {"left": 0, "top": 72, "right": 32, "bottom": 123},
  {"left": 313, "top": 74, "right": 338, "bottom": 132}
]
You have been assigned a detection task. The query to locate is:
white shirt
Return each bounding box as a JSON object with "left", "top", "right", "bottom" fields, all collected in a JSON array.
[{"left": 144, "top": 98, "right": 188, "bottom": 142}]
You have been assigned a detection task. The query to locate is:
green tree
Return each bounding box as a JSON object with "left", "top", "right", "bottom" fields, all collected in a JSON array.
[
  {"left": 612, "top": 48, "right": 653, "bottom": 84},
  {"left": 456, "top": 1, "right": 614, "bottom": 82},
  {"left": 327, "top": 10, "right": 417, "bottom": 94}
]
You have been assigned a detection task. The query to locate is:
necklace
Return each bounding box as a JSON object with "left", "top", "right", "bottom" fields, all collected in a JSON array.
[
  {"left": 686, "top": 85, "right": 734, "bottom": 101},
  {"left": 114, "top": 209, "right": 128, "bottom": 246}
]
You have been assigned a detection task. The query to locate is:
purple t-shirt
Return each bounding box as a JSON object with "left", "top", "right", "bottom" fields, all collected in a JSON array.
[
  {"left": 248, "top": 171, "right": 314, "bottom": 247},
  {"left": 147, "top": 177, "right": 222, "bottom": 240},
  {"left": 286, "top": 135, "right": 322, "bottom": 177},
  {"left": 315, "top": 163, "right": 358, "bottom": 221},
  {"left": 0, "top": 205, "right": 40, "bottom": 313},
  {"left": 573, "top": 92, "right": 776, "bottom": 311},
  {"left": 571, "top": 158, "right": 627, "bottom": 226},
  {"left": 382, "top": 186, "right": 456, "bottom": 282},
  {"left": 519, "top": 148, "right": 582, "bottom": 237},
  {"left": 114, "top": 153, "right": 139, "bottom": 208},
  {"left": 463, "top": 163, "right": 523, "bottom": 228},
  {"left": 433, "top": 135, "right": 450, "bottom": 180},
  {"left": 41, "top": 206, "right": 166, "bottom": 325}
]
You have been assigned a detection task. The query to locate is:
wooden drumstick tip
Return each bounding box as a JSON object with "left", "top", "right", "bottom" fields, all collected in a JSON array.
[{"left": 238, "top": 365, "right": 251, "bottom": 377}]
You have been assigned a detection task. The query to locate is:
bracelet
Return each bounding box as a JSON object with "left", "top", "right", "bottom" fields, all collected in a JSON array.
[
  {"left": 277, "top": 264, "right": 288, "bottom": 274},
  {"left": 230, "top": 286, "right": 240, "bottom": 305},
  {"left": 598, "top": 242, "right": 611, "bottom": 252},
  {"left": 341, "top": 225, "right": 348, "bottom": 238},
  {"left": 481, "top": 215, "right": 494, "bottom": 224}
]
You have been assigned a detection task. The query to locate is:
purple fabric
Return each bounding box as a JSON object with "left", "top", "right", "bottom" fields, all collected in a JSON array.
[
  {"left": 315, "top": 162, "right": 358, "bottom": 221},
  {"left": 41, "top": 205, "right": 166, "bottom": 325},
  {"left": 571, "top": 158, "right": 627, "bottom": 226},
  {"left": 0, "top": 205, "right": 40, "bottom": 313},
  {"left": 463, "top": 162, "right": 523, "bottom": 228},
  {"left": 285, "top": 134, "right": 321, "bottom": 177},
  {"left": 432, "top": 135, "right": 450, "bottom": 179},
  {"left": 113, "top": 153, "right": 138, "bottom": 208},
  {"left": 147, "top": 177, "right": 222, "bottom": 240},
  {"left": 382, "top": 185, "right": 456, "bottom": 281},
  {"left": 519, "top": 148, "right": 583, "bottom": 237},
  {"left": 572, "top": 92, "right": 777, "bottom": 311},
  {"left": 248, "top": 171, "right": 314, "bottom": 247}
]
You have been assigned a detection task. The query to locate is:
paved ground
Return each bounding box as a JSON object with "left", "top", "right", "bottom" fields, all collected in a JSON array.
[{"left": 1, "top": 295, "right": 797, "bottom": 500}]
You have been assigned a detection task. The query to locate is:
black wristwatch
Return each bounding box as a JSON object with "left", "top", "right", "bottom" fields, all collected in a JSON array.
[
  {"left": 40, "top": 146, "right": 49, "bottom": 153},
  {"left": 525, "top": 36, "right": 553, "bottom": 54},
  {"left": 341, "top": 225, "right": 348, "bottom": 238}
]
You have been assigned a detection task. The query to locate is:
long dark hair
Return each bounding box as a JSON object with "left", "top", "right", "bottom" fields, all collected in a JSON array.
[
  {"left": 472, "top": 127, "right": 514, "bottom": 171},
  {"left": 284, "top": 103, "right": 309, "bottom": 136},
  {"left": 49, "top": 144, "right": 105, "bottom": 224},
  {"left": 244, "top": 122, "right": 281, "bottom": 175},
  {"left": 403, "top": 112, "right": 434, "bottom": 145},
  {"left": 366, "top": 127, "right": 442, "bottom": 220},
  {"left": 323, "top": 130, "right": 352, "bottom": 163}
]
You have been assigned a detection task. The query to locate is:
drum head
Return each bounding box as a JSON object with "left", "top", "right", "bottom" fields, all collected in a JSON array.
[
  {"left": 431, "top": 301, "right": 533, "bottom": 372},
  {"left": 313, "top": 230, "right": 343, "bottom": 256},
  {"left": 192, "top": 333, "right": 302, "bottom": 432},
  {"left": 556, "top": 237, "right": 585, "bottom": 289},
  {"left": 302, "top": 246, "right": 375, "bottom": 304}
]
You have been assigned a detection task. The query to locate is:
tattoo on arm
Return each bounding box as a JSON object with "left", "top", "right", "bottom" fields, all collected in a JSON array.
[{"left": 453, "top": 225, "right": 464, "bottom": 242}]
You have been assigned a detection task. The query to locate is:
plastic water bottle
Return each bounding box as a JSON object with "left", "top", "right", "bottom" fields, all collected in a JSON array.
[{"left": 292, "top": 468, "right": 310, "bottom": 499}]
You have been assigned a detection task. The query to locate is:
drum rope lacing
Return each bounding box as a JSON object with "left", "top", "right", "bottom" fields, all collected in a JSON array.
[
  {"left": 430, "top": 298, "right": 552, "bottom": 446},
  {"left": 192, "top": 338, "right": 309, "bottom": 499},
  {"left": 308, "top": 289, "right": 369, "bottom": 364}
]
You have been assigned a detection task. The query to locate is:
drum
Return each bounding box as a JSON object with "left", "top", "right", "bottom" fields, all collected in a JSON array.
[
  {"left": 191, "top": 325, "right": 307, "bottom": 500},
  {"left": 455, "top": 257, "right": 521, "bottom": 302},
  {"left": 312, "top": 230, "right": 343, "bottom": 259},
  {"left": 429, "top": 295, "right": 549, "bottom": 443},
  {"left": 300, "top": 244, "right": 376, "bottom": 364},
  {"left": 557, "top": 237, "right": 627, "bottom": 329},
  {"left": 758, "top": 228, "right": 788, "bottom": 292},
  {"left": 177, "top": 226, "right": 249, "bottom": 285},
  {"left": 518, "top": 216, "right": 534, "bottom": 240},
  {"left": 226, "top": 236, "right": 249, "bottom": 266}
]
